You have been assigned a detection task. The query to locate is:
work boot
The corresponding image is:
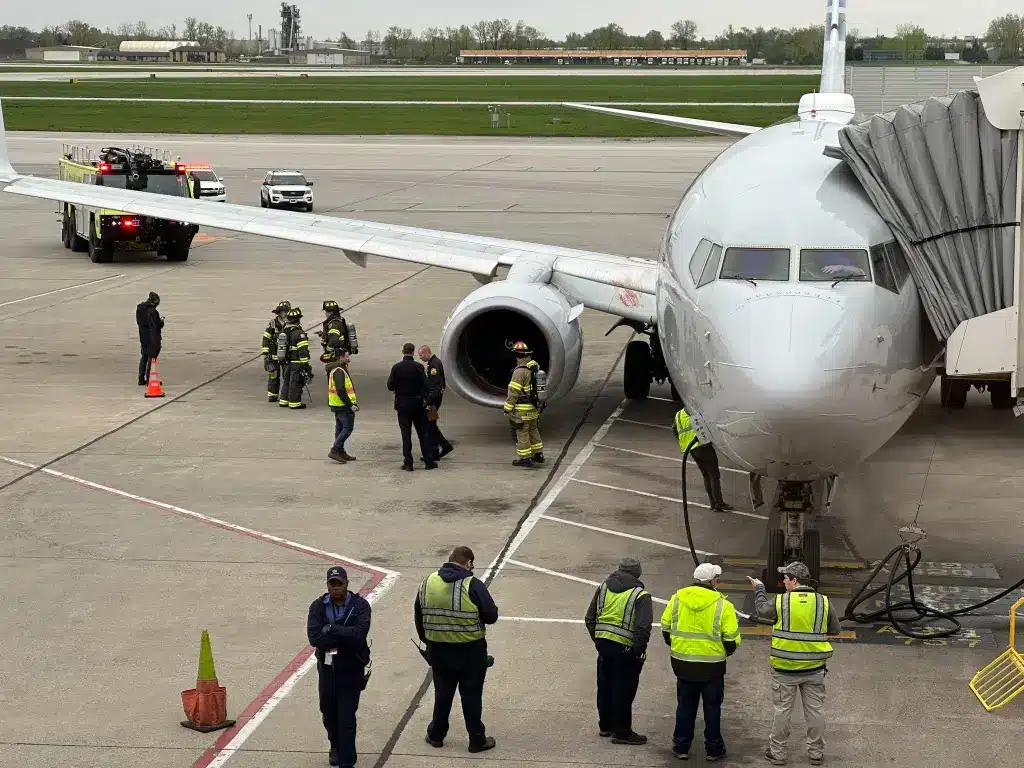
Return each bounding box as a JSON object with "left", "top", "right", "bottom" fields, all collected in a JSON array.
[
  {"left": 706, "top": 752, "right": 727, "bottom": 763},
  {"left": 341, "top": 452, "right": 356, "bottom": 461},
  {"left": 611, "top": 732, "right": 647, "bottom": 745},
  {"left": 716, "top": 501, "right": 736, "bottom": 513},
  {"left": 598, "top": 730, "right": 612, "bottom": 738},
  {"left": 765, "top": 748, "right": 786, "bottom": 765},
  {"left": 512, "top": 458, "right": 534, "bottom": 468},
  {"left": 402, "top": 463, "right": 414, "bottom": 472},
  {"left": 809, "top": 756, "right": 823, "bottom": 766},
  {"left": 328, "top": 451, "right": 347, "bottom": 463},
  {"left": 329, "top": 746, "right": 339, "bottom": 767},
  {"left": 138, "top": 377, "right": 147, "bottom": 386},
  {"left": 291, "top": 403, "right": 307, "bottom": 410},
  {"left": 672, "top": 747, "right": 689, "bottom": 760},
  {"left": 424, "top": 460, "right": 438, "bottom": 470},
  {"left": 438, "top": 445, "right": 454, "bottom": 459},
  {"left": 532, "top": 452, "right": 545, "bottom": 464},
  {"left": 424, "top": 734, "right": 443, "bottom": 748},
  {"left": 279, "top": 401, "right": 290, "bottom": 408},
  {"left": 467, "top": 736, "right": 496, "bottom": 754}
]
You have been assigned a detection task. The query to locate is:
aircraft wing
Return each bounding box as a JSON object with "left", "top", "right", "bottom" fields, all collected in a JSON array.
[
  {"left": 0, "top": 102, "right": 657, "bottom": 323},
  {"left": 563, "top": 103, "right": 760, "bottom": 138}
]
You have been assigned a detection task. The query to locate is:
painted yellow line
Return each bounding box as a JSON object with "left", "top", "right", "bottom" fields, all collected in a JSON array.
[{"left": 723, "top": 556, "right": 867, "bottom": 570}]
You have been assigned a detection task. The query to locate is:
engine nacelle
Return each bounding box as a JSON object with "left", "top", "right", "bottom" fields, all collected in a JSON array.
[{"left": 439, "top": 281, "right": 584, "bottom": 408}]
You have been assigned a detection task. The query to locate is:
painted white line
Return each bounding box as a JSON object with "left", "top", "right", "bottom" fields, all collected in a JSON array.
[
  {"left": 616, "top": 417, "right": 672, "bottom": 430},
  {"left": 0, "top": 274, "right": 124, "bottom": 308},
  {"left": 648, "top": 395, "right": 676, "bottom": 402},
  {"left": 5, "top": 97, "right": 796, "bottom": 107},
  {"left": 205, "top": 571, "right": 397, "bottom": 768},
  {"left": 508, "top": 559, "right": 669, "bottom": 605},
  {"left": 500, "top": 616, "right": 586, "bottom": 624},
  {"left": 0, "top": 456, "right": 400, "bottom": 576},
  {"left": 479, "top": 400, "right": 628, "bottom": 583},
  {"left": 596, "top": 442, "right": 748, "bottom": 475},
  {"left": 571, "top": 477, "right": 769, "bottom": 521},
  {"left": 539, "top": 513, "right": 715, "bottom": 556}
]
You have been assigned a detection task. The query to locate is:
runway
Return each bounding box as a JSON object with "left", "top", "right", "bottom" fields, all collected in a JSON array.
[{"left": 0, "top": 133, "right": 1020, "bottom": 768}]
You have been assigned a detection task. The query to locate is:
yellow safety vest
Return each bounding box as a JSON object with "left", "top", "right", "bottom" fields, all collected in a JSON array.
[
  {"left": 660, "top": 586, "right": 742, "bottom": 663},
  {"left": 328, "top": 367, "right": 357, "bottom": 407},
  {"left": 594, "top": 584, "right": 648, "bottom": 647},
  {"left": 418, "top": 572, "right": 485, "bottom": 643},
  {"left": 674, "top": 409, "right": 701, "bottom": 453},
  {"left": 770, "top": 591, "right": 834, "bottom": 671}
]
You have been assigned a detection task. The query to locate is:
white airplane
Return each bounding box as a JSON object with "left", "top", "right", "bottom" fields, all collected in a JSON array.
[{"left": 0, "top": 0, "right": 964, "bottom": 582}]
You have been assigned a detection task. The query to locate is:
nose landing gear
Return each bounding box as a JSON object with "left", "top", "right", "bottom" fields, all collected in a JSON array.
[{"left": 761, "top": 479, "right": 831, "bottom": 592}]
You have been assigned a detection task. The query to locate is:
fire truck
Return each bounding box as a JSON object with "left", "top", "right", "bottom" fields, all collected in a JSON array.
[{"left": 57, "top": 145, "right": 201, "bottom": 263}]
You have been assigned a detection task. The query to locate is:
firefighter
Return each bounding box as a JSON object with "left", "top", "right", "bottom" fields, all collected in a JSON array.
[
  {"left": 318, "top": 300, "right": 351, "bottom": 362},
  {"left": 261, "top": 300, "right": 291, "bottom": 402},
  {"left": 502, "top": 341, "right": 544, "bottom": 468},
  {"left": 280, "top": 307, "right": 312, "bottom": 410}
]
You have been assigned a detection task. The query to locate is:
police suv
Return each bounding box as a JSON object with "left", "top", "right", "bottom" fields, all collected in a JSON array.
[{"left": 260, "top": 170, "right": 314, "bottom": 211}]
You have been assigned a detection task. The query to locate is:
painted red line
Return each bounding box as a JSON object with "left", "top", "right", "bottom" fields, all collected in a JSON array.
[{"left": 191, "top": 571, "right": 384, "bottom": 768}]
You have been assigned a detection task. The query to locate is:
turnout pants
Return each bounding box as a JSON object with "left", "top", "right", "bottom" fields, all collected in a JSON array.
[
  {"left": 768, "top": 668, "right": 826, "bottom": 761},
  {"left": 318, "top": 666, "right": 362, "bottom": 768},
  {"left": 673, "top": 676, "right": 726, "bottom": 757},
  {"left": 267, "top": 362, "right": 283, "bottom": 399},
  {"left": 595, "top": 639, "right": 643, "bottom": 738},
  {"left": 280, "top": 362, "right": 306, "bottom": 408},
  {"left": 512, "top": 417, "right": 542, "bottom": 459},
  {"left": 426, "top": 645, "right": 488, "bottom": 747},
  {"left": 398, "top": 406, "right": 434, "bottom": 465},
  {"left": 690, "top": 443, "right": 724, "bottom": 507}
]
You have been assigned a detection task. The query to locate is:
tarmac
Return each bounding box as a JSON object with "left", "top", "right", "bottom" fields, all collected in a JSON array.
[{"left": 1, "top": 132, "right": 1022, "bottom": 768}]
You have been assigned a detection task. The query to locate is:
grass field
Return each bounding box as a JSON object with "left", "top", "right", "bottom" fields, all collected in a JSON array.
[
  {"left": 4, "top": 101, "right": 795, "bottom": 136},
  {"left": 0, "top": 75, "right": 817, "bottom": 103}
]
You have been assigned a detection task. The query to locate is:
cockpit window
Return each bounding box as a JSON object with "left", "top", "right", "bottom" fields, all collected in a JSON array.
[
  {"left": 799, "top": 249, "right": 870, "bottom": 283},
  {"left": 688, "top": 239, "right": 713, "bottom": 284},
  {"left": 883, "top": 240, "right": 910, "bottom": 288},
  {"left": 720, "top": 247, "right": 791, "bottom": 281},
  {"left": 870, "top": 242, "right": 899, "bottom": 293},
  {"left": 697, "top": 244, "right": 723, "bottom": 288}
]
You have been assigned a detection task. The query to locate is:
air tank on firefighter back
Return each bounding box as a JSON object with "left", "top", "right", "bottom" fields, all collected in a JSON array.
[{"left": 439, "top": 280, "right": 583, "bottom": 408}]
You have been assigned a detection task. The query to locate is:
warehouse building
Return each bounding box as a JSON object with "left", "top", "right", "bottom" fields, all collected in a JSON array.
[
  {"left": 287, "top": 47, "right": 371, "bottom": 66},
  {"left": 459, "top": 49, "right": 747, "bottom": 66},
  {"left": 25, "top": 45, "right": 110, "bottom": 62}
]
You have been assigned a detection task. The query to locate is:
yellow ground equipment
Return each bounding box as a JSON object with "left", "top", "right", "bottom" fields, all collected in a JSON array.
[{"left": 969, "top": 595, "right": 1024, "bottom": 711}]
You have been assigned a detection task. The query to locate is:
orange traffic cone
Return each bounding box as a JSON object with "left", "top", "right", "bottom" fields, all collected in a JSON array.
[
  {"left": 144, "top": 358, "right": 165, "bottom": 398},
  {"left": 180, "top": 630, "right": 236, "bottom": 732}
]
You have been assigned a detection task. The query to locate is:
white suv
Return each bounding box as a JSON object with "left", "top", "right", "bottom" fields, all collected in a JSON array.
[
  {"left": 261, "top": 170, "right": 314, "bottom": 212},
  {"left": 188, "top": 168, "right": 227, "bottom": 202}
]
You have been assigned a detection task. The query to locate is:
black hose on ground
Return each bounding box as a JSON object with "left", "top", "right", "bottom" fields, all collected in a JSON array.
[
  {"left": 680, "top": 436, "right": 701, "bottom": 570},
  {"left": 842, "top": 538, "right": 1024, "bottom": 639}
]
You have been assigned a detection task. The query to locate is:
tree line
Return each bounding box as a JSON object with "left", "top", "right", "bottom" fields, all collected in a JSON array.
[{"left": 2, "top": 14, "right": 1022, "bottom": 64}]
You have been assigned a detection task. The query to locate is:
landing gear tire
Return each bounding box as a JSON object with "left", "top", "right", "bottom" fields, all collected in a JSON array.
[
  {"left": 989, "top": 380, "right": 1015, "bottom": 410},
  {"left": 767, "top": 527, "right": 786, "bottom": 593},
  {"left": 802, "top": 528, "right": 821, "bottom": 585},
  {"left": 623, "top": 340, "right": 652, "bottom": 400},
  {"left": 88, "top": 220, "right": 112, "bottom": 264},
  {"left": 69, "top": 208, "right": 87, "bottom": 253},
  {"left": 940, "top": 375, "right": 968, "bottom": 409},
  {"left": 166, "top": 238, "right": 190, "bottom": 262}
]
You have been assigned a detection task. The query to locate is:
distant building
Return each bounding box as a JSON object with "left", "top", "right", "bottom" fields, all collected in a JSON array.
[
  {"left": 863, "top": 49, "right": 903, "bottom": 62},
  {"left": 945, "top": 52, "right": 962, "bottom": 61},
  {"left": 170, "top": 46, "right": 227, "bottom": 64},
  {"left": 459, "top": 49, "right": 747, "bottom": 66},
  {"left": 288, "top": 47, "right": 370, "bottom": 66},
  {"left": 25, "top": 45, "right": 109, "bottom": 63}
]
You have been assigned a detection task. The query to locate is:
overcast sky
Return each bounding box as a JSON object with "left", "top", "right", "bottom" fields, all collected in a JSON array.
[{"left": 7, "top": 0, "right": 1000, "bottom": 40}]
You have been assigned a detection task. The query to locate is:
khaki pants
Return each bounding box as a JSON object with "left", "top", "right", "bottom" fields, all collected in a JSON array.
[
  {"left": 513, "top": 418, "right": 542, "bottom": 459},
  {"left": 769, "top": 668, "right": 826, "bottom": 760}
]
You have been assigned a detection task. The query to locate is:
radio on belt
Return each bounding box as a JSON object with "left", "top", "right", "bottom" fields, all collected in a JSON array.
[{"left": 325, "top": 649, "right": 338, "bottom": 665}]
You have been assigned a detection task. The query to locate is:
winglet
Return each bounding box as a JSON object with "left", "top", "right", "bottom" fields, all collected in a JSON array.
[{"left": 0, "top": 96, "right": 20, "bottom": 183}]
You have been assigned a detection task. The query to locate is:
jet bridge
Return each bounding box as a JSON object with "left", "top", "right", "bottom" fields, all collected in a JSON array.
[{"left": 835, "top": 67, "right": 1024, "bottom": 407}]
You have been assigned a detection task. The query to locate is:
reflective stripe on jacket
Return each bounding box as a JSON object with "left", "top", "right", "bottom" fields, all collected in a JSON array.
[
  {"left": 328, "top": 366, "right": 356, "bottom": 407},
  {"left": 418, "top": 572, "right": 485, "bottom": 643},
  {"left": 673, "top": 408, "right": 699, "bottom": 453},
  {"left": 504, "top": 360, "right": 538, "bottom": 420},
  {"left": 594, "top": 584, "right": 648, "bottom": 647},
  {"left": 661, "top": 586, "right": 742, "bottom": 663},
  {"left": 770, "top": 591, "right": 834, "bottom": 671}
]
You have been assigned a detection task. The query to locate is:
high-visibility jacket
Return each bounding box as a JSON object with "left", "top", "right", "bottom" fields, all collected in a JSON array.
[
  {"left": 770, "top": 591, "right": 834, "bottom": 672},
  {"left": 673, "top": 408, "right": 702, "bottom": 453},
  {"left": 418, "top": 572, "right": 485, "bottom": 643},
  {"left": 504, "top": 359, "right": 539, "bottom": 420},
  {"left": 594, "top": 583, "right": 649, "bottom": 648},
  {"left": 328, "top": 366, "right": 356, "bottom": 408},
  {"left": 661, "top": 586, "right": 742, "bottom": 663}
]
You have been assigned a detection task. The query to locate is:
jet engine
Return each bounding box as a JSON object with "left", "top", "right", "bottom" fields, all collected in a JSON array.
[{"left": 439, "top": 281, "right": 584, "bottom": 408}]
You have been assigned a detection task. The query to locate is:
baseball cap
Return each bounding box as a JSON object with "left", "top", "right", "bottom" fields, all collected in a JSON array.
[
  {"left": 777, "top": 561, "right": 811, "bottom": 580},
  {"left": 326, "top": 566, "right": 348, "bottom": 582},
  {"left": 693, "top": 563, "right": 722, "bottom": 582}
]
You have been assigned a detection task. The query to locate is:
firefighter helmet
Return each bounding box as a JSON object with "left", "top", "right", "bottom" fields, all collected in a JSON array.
[
  {"left": 286, "top": 307, "right": 303, "bottom": 321},
  {"left": 511, "top": 340, "right": 532, "bottom": 356},
  {"left": 322, "top": 300, "right": 342, "bottom": 313},
  {"left": 273, "top": 300, "right": 291, "bottom": 314}
]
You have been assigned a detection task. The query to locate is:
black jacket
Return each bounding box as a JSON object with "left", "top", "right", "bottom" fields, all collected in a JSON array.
[
  {"left": 414, "top": 562, "right": 499, "bottom": 652},
  {"left": 387, "top": 355, "right": 427, "bottom": 411},
  {"left": 136, "top": 301, "right": 163, "bottom": 348},
  {"left": 661, "top": 583, "right": 738, "bottom": 682},
  {"left": 306, "top": 591, "right": 371, "bottom": 675},
  {"left": 322, "top": 314, "right": 350, "bottom": 354},
  {"left": 425, "top": 355, "right": 446, "bottom": 406},
  {"left": 584, "top": 569, "right": 654, "bottom": 655}
]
